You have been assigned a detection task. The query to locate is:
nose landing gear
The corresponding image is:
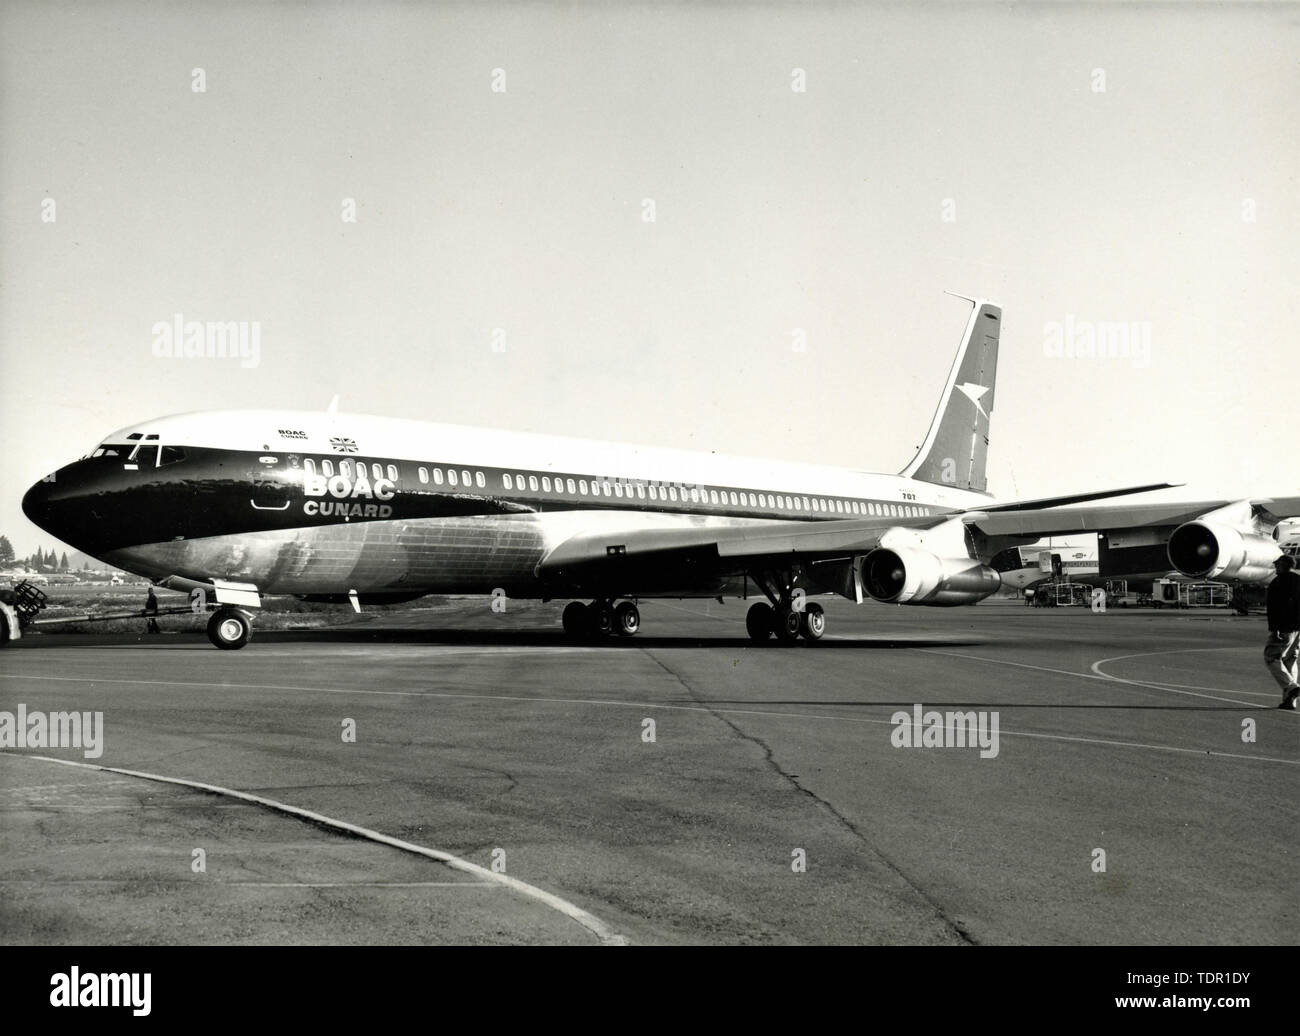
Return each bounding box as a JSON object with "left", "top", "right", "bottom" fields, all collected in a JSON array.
[{"left": 207, "top": 607, "right": 253, "bottom": 650}]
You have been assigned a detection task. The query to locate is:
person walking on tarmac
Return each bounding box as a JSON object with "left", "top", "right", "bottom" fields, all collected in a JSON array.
[
  {"left": 144, "top": 586, "right": 161, "bottom": 634},
  {"left": 1265, "top": 555, "right": 1300, "bottom": 709}
]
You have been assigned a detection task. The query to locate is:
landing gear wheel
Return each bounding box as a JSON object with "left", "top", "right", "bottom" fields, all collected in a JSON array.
[
  {"left": 799, "top": 602, "right": 826, "bottom": 641},
  {"left": 207, "top": 608, "right": 252, "bottom": 650},
  {"left": 746, "top": 602, "right": 773, "bottom": 642},
  {"left": 613, "top": 601, "right": 640, "bottom": 636},
  {"left": 773, "top": 605, "right": 802, "bottom": 644},
  {"left": 562, "top": 601, "right": 589, "bottom": 638},
  {"left": 590, "top": 601, "right": 615, "bottom": 637}
]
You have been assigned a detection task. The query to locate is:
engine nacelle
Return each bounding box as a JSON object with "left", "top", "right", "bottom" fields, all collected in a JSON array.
[
  {"left": 862, "top": 546, "right": 1001, "bottom": 606},
  {"left": 1167, "top": 520, "right": 1280, "bottom": 582}
]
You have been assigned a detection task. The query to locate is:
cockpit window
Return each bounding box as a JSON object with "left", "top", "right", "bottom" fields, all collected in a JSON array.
[
  {"left": 159, "top": 446, "right": 186, "bottom": 465},
  {"left": 93, "top": 444, "right": 128, "bottom": 458}
]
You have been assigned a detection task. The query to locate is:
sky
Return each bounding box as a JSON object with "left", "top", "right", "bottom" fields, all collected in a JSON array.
[{"left": 2, "top": 1, "right": 1297, "bottom": 556}]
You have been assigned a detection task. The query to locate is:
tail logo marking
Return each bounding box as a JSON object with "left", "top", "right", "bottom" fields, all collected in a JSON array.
[{"left": 956, "top": 381, "right": 990, "bottom": 422}]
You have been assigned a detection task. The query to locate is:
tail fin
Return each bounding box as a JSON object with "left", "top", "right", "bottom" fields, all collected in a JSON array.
[{"left": 899, "top": 295, "right": 1001, "bottom": 494}]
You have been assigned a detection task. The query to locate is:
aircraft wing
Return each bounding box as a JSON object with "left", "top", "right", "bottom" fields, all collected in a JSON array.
[
  {"left": 539, "top": 515, "right": 930, "bottom": 574},
  {"left": 962, "top": 495, "right": 1300, "bottom": 538}
]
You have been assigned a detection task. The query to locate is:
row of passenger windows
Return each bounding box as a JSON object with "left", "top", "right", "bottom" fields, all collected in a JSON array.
[
  {"left": 302, "top": 457, "right": 931, "bottom": 518},
  {"left": 305, "top": 458, "right": 400, "bottom": 482},
  {"left": 497, "top": 469, "right": 929, "bottom": 518}
]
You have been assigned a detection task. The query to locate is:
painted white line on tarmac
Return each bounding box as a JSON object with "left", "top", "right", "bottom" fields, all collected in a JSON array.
[
  {"left": 6, "top": 754, "right": 626, "bottom": 946},
  {"left": 919, "top": 648, "right": 1264, "bottom": 709},
  {"left": 1086, "top": 647, "right": 1291, "bottom": 707}
]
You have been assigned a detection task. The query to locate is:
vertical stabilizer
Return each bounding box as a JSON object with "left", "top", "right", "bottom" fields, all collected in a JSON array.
[{"left": 899, "top": 296, "right": 1001, "bottom": 494}]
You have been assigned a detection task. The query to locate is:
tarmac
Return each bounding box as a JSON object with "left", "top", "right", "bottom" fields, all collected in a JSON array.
[{"left": 1, "top": 597, "right": 1295, "bottom": 945}]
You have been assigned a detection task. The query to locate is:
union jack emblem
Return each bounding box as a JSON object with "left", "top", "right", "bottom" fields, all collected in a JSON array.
[{"left": 329, "top": 437, "right": 358, "bottom": 453}]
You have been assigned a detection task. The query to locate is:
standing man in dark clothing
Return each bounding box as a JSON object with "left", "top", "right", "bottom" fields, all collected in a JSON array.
[
  {"left": 1265, "top": 555, "right": 1300, "bottom": 709},
  {"left": 144, "top": 586, "right": 161, "bottom": 634}
]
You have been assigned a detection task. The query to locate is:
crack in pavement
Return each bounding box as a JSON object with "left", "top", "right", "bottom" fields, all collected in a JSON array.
[{"left": 639, "top": 646, "right": 978, "bottom": 946}]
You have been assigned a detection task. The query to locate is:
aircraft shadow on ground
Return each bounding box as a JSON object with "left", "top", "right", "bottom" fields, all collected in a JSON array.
[
  {"left": 254, "top": 629, "right": 993, "bottom": 650},
  {"left": 13, "top": 629, "right": 989, "bottom": 650}
]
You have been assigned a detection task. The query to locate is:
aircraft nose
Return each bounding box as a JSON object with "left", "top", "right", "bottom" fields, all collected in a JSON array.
[
  {"left": 22, "top": 471, "right": 80, "bottom": 546},
  {"left": 21, "top": 476, "right": 55, "bottom": 530}
]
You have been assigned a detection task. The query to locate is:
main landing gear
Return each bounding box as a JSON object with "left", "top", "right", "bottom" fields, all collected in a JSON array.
[
  {"left": 562, "top": 599, "right": 640, "bottom": 640},
  {"left": 207, "top": 607, "right": 254, "bottom": 650},
  {"left": 745, "top": 569, "right": 826, "bottom": 645}
]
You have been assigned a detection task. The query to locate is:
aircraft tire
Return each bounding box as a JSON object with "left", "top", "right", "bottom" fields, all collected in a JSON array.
[
  {"left": 773, "top": 605, "right": 801, "bottom": 644},
  {"left": 799, "top": 602, "right": 826, "bottom": 641},
  {"left": 613, "top": 601, "right": 640, "bottom": 636},
  {"left": 561, "top": 601, "right": 589, "bottom": 638},
  {"left": 589, "top": 601, "right": 615, "bottom": 637},
  {"left": 208, "top": 608, "right": 252, "bottom": 650},
  {"left": 746, "top": 602, "right": 773, "bottom": 642}
]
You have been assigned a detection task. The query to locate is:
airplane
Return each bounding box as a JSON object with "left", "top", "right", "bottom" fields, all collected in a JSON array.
[{"left": 18, "top": 295, "right": 1300, "bottom": 649}]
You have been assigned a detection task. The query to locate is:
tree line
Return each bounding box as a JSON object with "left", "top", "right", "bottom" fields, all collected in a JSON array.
[{"left": 0, "top": 536, "right": 82, "bottom": 571}]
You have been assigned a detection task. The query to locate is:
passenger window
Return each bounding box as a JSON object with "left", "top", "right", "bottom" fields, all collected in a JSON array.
[
  {"left": 649, "top": 486, "right": 658, "bottom": 500},
  {"left": 614, "top": 482, "right": 623, "bottom": 498},
  {"left": 305, "top": 459, "right": 317, "bottom": 476},
  {"left": 461, "top": 470, "right": 471, "bottom": 486},
  {"left": 389, "top": 465, "right": 399, "bottom": 481},
  {"left": 602, "top": 481, "right": 611, "bottom": 495},
  {"left": 566, "top": 478, "right": 576, "bottom": 493},
  {"left": 579, "top": 480, "right": 588, "bottom": 494},
  {"left": 434, "top": 468, "right": 444, "bottom": 485},
  {"left": 419, "top": 467, "right": 428, "bottom": 484},
  {"left": 342, "top": 460, "right": 354, "bottom": 478},
  {"left": 503, "top": 473, "right": 513, "bottom": 489},
  {"left": 476, "top": 471, "right": 485, "bottom": 488},
  {"left": 542, "top": 476, "right": 551, "bottom": 491},
  {"left": 448, "top": 469, "right": 458, "bottom": 486},
  {"left": 323, "top": 459, "right": 334, "bottom": 477},
  {"left": 669, "top": 487, "right": 677, "bottom": 501},
  {"left": 529, "top": 475, "right": 539, "bottom": 491}
]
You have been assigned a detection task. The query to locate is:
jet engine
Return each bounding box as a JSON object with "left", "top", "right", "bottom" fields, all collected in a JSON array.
[
  {"left": 1166, "top": 520, "right": 1280, "bottom": 582},
  {"left": 862, "top": 546, "right": 1001, "bottom": 606}
]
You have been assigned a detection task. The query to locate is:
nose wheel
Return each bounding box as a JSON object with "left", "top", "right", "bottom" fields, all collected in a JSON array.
[{"left": 207, "top": 607, "right": 253, "bottom": 650}]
